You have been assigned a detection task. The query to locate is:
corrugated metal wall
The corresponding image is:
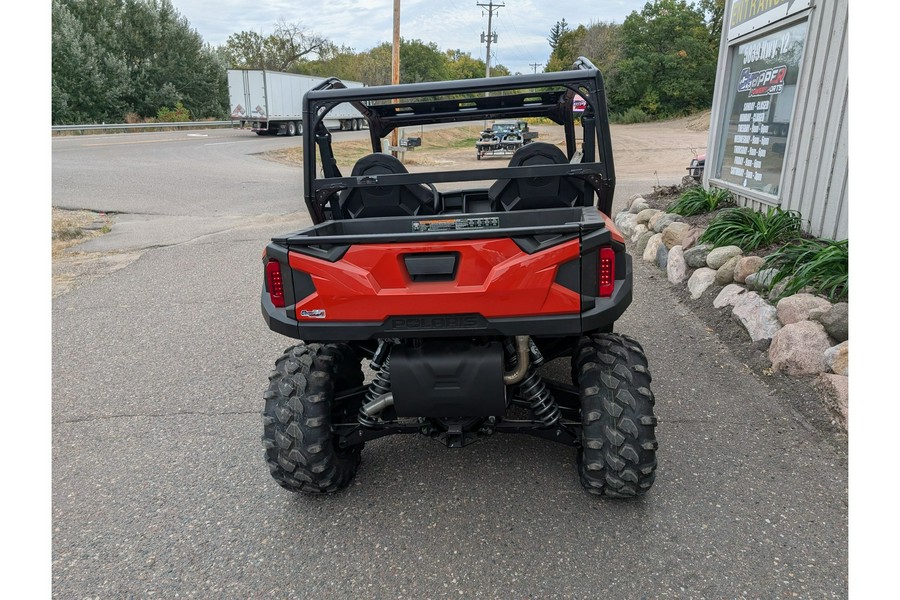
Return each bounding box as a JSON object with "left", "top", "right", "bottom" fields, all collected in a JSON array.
[{"left": 708, "top": 0, "right": 848, "bottom": 240}]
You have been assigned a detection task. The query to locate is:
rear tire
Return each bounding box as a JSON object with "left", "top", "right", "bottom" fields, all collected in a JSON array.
[
  {"left": 574, "top": 333, "right": 658, "bottom": 498},
  {"left": 262, "top": 343, "right": 364, "bottom": 494},
  {"left": 286, "top": 121, "right": 298, "bottom": 137}
]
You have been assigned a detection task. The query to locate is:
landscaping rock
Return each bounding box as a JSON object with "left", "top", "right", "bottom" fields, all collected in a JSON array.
[
  {"left": 715, "top": 255, "right": 740, "bottom": 286},
  {"left": 629, "top": 199, "right": 652, "bottom": 214},
  {"left": 769, "top": 278, "right": 790, "bottom": 301},
  {"left": 631, "top": 224, "right": 649, "bottom": 242},
  {"left": 745, "top": 268, "right": 777, "bottom": 292},
  {"left": 634, "top": 230, "right": 655, "bottom": 255},
  {"left": 667, "top": 245, "right": 687, "bottom": 283},
  {"left": 776, "top": 293, "right": 833, "bottom": 326},
  {"left": 768, "top": 320, "right": 831, "bottom": 375},
  {"left": 614, "top": 212, "right": 639, "bottom": 238},
  {"left": 815, "top": 374, "right": 848, "bottom": 429},
  {"left": 734, "top": 256, "right": 766, "bottom": 283},
  {"left": 714, "top": 284, "right": 747, "bottom": 309},
  {"left": 810, "top": 302, "right": 849, "bottom": 343},
  {"left": 684, "top": 244, "right": 714, "bottom": 268},
  {"left": 652, "top": 213, "right": 680, "bottom": 233},
  {"left": 732, "top": 292, "right": 781, "bottom": 342},
  {"left": 656, "top": 243, "right": 669, "bottom": 270},
  {"left": 636, "top": 208, "right": 661, "bottom": 225},
  {"left": 625, "top": 193, "right": 643, "bottom": 210},
  {"left": 648, "top": 211, "right": 666, "bottom": 231},
  {"left": 680, "top": 227, "right": 702, "bottom": 251},
  {"left": 825, "top": 341, "right": 848, "bottom": 376},
  {"left": 662, "top": 222, "right": 692, "bottom": 249},
  {"left": 643, "top": 233, "right": 664, "bottom": 263},
  {"left": 688, "top": 268, "right": 717, "bottom": 300},
  {"left": 707, "top": 245, "right": 744, "bottom": 269}
]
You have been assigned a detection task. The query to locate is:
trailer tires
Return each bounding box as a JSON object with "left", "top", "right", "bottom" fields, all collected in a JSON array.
[
  {"left": 262, "top": 342, "right": 364, "bottom": 494},
  {"left": 574, "top": 333, "right": 658, "bottom": 498},
  {"left": 286, "top": 121, "right": 298, "bottom": 137}
]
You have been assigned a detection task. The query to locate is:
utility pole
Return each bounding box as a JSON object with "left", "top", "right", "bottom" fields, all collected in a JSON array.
[
  {"left": 391, "top": 0, "right": 400, "bottom": 157},
  {"left": 478, "top": 1, "right": 503, "bottom": 78},
  {"left": 529, "top": 62, "right": 541, "bottom": 74}
]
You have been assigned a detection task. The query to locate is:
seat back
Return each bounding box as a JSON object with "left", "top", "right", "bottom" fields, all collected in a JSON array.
[
  {"left": 339, "top": 154, "right": 436, "bottom": 219},
  {"left": 488, "top": 142, "right": 584, "bottom": 211}
]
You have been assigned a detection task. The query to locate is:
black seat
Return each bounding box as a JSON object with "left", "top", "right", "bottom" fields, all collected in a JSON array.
[
  {"left": 339, "top": 154, "right": 436, "bottom": 219},
  {"left": 488, "top": 142, "right": 584, "bottom": 211}
]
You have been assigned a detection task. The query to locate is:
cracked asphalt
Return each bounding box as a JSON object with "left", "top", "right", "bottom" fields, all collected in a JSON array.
[{"left": 52, "top": 127, "right": 847, "bottom": 598}]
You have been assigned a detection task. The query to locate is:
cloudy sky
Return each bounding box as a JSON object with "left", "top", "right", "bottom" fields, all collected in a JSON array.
[{"left": 172, "top": 0, "right": 649, "bottom": 75}]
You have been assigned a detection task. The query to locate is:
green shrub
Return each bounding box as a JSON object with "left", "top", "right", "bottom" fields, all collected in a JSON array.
[
  {"left": 157, "top": 101, "right": 190, "bottom": 122},
  {"left": 610, "top": 107, "right": 652, "bottom": 124},
  {"left": 667, "top": 187, "right": 733, "bottom": 216},
  {"left": 763, "top": 238, "right": 848, "bottom": 302},
  {"left": 699, "top": 206, "right": 802, "bottom": 251}
]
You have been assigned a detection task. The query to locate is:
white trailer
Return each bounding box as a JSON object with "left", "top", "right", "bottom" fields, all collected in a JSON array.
[{"left": 227, "top": 69, "right": 366, "bottom": 136}]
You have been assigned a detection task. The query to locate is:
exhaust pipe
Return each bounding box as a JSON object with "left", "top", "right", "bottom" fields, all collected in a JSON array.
[{"left": 503, "top": 336, "right": 531, "bottom": 385}]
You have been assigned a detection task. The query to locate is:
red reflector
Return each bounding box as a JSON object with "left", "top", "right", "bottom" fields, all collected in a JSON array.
[
  {"left": 599, "top": 247, "right": 615, "bottom": 298},
  {"left": 266, "top": 260, "right": 286, "bottom": 308}
]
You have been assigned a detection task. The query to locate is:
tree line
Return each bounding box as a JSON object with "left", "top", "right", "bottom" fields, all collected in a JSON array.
[
  {"left": 546, "top": 0, "right": 724, "bottom": 120},
  {"left": 52, "top": 0, "right": 723, "bottom": 125}
]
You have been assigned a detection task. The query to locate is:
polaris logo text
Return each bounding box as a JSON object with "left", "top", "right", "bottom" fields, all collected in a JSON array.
[
  {"left": 391, "top": 316, "right": 480, "bottom": 329},
  {"left": 300, "top": 309, "right": 326, "bottom": 319},
  {"left": 737, "top": 65, "right": 787, "bottom": 97}
]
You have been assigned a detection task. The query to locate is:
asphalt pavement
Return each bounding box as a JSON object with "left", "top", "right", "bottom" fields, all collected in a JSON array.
[{"left": 51, "top": 127, "right": 847, "bottom": 598}]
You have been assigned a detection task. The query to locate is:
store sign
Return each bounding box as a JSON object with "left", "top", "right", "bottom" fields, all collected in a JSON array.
[
  {"left": 728, "top": 0, "right": 811, "bottom": 40},
  {"left": 714, "top": 20, "right": 808, "bottom": 196}
]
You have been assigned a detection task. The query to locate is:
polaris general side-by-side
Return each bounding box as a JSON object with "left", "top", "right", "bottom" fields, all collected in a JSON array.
[{"left": 260, "top": 58, "right": 658, "bottom": 497}]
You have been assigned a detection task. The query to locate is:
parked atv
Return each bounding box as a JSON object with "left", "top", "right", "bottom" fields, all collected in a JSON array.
[
  {"left": 476, "top": 119, "right": 538, "bottom": 160},
  {"left": 260, "top": 57, "right": 658, "bottom": 497}
]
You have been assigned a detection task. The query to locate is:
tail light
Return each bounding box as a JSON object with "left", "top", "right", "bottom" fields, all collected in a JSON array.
[
  {"left": 266, "top": 260, "right": 286, "bottom": 308},
  {"left": 599, "top": 246, "right": 615, "bottom": 297}
]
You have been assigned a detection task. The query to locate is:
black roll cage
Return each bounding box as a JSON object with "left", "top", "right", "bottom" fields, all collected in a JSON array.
[{"left": 301, "top": 57, "right": 616, "bottom": 224}]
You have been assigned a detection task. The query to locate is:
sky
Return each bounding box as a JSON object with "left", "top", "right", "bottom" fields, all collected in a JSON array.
[{"left": 171, "top": 0, "right": 650, "bottom": 75}]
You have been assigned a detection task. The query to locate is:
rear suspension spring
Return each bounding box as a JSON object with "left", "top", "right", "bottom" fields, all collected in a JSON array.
[
  {"left": 517, "top": 370, "right": 561, "bottom": 428},
  {"left": 358, "top": 354, "right": 392, "bottom": 427}
]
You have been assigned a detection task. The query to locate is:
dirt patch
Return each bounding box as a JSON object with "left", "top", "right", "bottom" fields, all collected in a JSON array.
[{"left": 52, "top": 208, "right": 140, "bottom": 298}]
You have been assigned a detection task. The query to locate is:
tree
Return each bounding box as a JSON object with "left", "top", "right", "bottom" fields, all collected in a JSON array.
[
  {"left": 613, "top": 0, "right": 717, "bottom": 115},
  {"left": 224, "top": 19, "right": 326, "bottom": 72},
  {"left": 547, "top": 19, "right": 569, "bottom": 51},
  {"left": 698, "top": 0, "right": 726, "bottom": 46}
]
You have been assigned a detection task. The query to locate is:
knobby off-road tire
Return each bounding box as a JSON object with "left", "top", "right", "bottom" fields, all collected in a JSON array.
[
  {"left": 574, "top": 333, "right": 658, "bottom": 498},
  {"left": 262, "top": 343, "right": 363, "bottom": 493}
]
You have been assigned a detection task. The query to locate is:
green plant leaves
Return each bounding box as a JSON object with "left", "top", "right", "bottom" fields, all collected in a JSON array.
[
  {"left": 699, "top": 206, "right": 802, "bottom": 251},
  {"left": 763, "top": 238, "right": 848, "bottom": 302},
  {"left": 667, "top": 187, "right": 733, "bottom": 216}
]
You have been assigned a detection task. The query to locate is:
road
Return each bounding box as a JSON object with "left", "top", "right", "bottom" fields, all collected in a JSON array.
[{"left": 52, "top": 125, "right": 847, "bottom": 598}]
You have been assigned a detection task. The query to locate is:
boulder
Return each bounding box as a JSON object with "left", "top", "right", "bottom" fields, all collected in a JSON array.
[
  {"left": 776, "top": 293, "right": 833, "bottom": 326},
  {"left": 714, "top": 284, "right": 747, "bottom": 309},
  {"left": 662, "top": 222, "right": 692, "bottom": 249},
  {"left": 634, "top": 230, "right": 655, "bottom": 255},
  {"left": 643, "top": 233, "right": 664, "bottom": 263},
  {"left": 684, "top": 244, "right": 714, "bottom": 268},
  {"left": 715, "top": 255, "right": 740, "bottom": 286},
  {"left": 768, "top": 320, "right": 831, "bottom": 375},
  {"left": 629, "top": 199, "right": 652, "bottom": 214},
  {"left": 810, "top": 302, "right": 849, "bottom": 343},
  {"left": 815, "top": 374, "right": 848, "bottom": 429},
  {"left": 615, "top": 212, "right": 639, "bottom": 238},
  {"left": 652, "top": 213, "right": 680, "bottom": 233},
  {"left": 745, "top": 268, "right": 778, "bottom": 292},
  {"left": 707, "top": 245, "right": 744, "bottom": 270},
  {"left": 688, "top": 268, "right": 717, "bottom": 300},
  {"left": 825, "top": 341, "right": 848, "bottom": 376},
  {"left": 732, "top": 292, "right": 781, "bottom": 342},
  {"left": 734, "top": 256, "right": 766, "bottom": 283},
  {"left": 625, "top": 193, "right": 643, "bottom": 210},
  {"left": 631, "top": 224, "right": 649, "bottom": 242},
  {"left": 680, "top": 227, "right": 702, "bottom": 251},
  {"left": 636, "top": 208, "right": 661, "bottom": 225},
  {"left": 656, "top": 242, "right": 669, "bottom": 270},
  {"left": 648, "top": 211, "right": 666, "bottom": 231},
  {"left": 667, "top": 245, "right": 687, "bottom": 283}
]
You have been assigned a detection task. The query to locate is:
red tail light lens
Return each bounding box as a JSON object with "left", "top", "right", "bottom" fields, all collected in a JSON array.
[
  {"left": 599, "top": 247, "right": 615, "bottom": 297},
  {"left": 266, "top": 260, "right": 286, "bottom": 308}
]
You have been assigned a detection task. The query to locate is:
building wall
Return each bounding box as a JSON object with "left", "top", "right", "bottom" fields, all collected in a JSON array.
[{"left": 706, "top": 0, "right": 848, "bottom": 240}]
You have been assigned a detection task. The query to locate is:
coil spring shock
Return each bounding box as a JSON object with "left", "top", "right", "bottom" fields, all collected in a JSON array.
[
  {"left": 517, "top": 370, "right": 561, "bottom": 428},
  {"left": 358, "top": 354, "right": 391, "bottom": 427}
]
